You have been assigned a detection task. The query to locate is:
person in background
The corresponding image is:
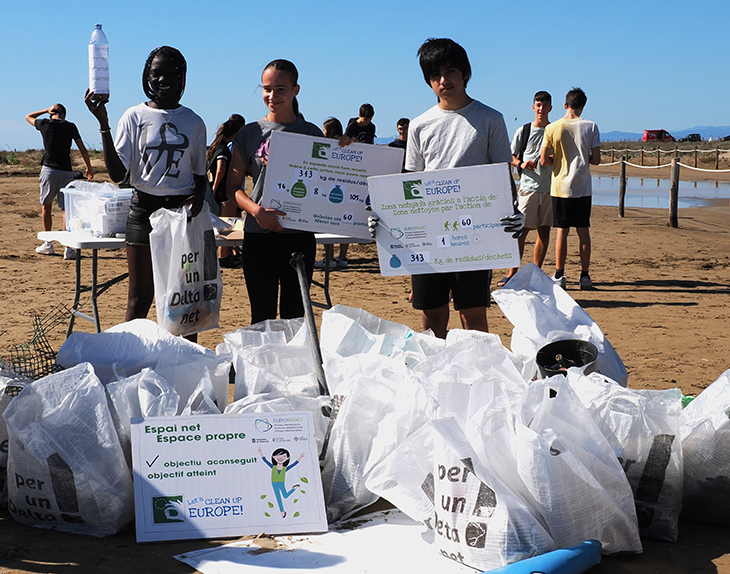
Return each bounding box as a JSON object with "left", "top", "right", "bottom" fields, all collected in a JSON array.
[
  {"left": 345, "top": 103, "right": 376, "bottom": 144},
  {"left": 388, "top": 117, "right": 409, "bottom": 150},
  {"left": 315, "top": 117, "right": 350, "bottom": 270},
  {"left": 498, "top": 91, "right": 553, "bottom": 287},
  {"left": 207, "top": 117, "right": 244, "bottom": 267},
  {"left": 540, "top": 87, "right": 601, "bottom": 290},
  {"left": 26, "top": 103, "right": 94, "bottom": 259}
]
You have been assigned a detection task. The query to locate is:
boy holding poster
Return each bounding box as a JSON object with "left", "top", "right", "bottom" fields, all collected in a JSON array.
[{"left": 402, "top": 38, "right": 522, "bottom": 338}]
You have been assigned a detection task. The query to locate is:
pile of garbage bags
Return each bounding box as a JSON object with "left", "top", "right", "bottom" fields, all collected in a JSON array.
[{"left": 0, "top": 264, "right": 729, "bottom": 570}]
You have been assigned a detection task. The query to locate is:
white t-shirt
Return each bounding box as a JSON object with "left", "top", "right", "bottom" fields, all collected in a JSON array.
[
  {"left": 115, "top": 103, "right": 206, "bottom": 196},
  {"left": 511, "top": 124, "right": 551, "bottom": 194},
  {"left": 542, "top": 117, "right": 600, "bottom": 198},
  {"left": 405, "top": 99, "right": 512, "bottom": 172}
]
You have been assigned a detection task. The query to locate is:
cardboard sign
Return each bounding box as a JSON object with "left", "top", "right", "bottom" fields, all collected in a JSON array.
[
  {"left": 262, "top": 131, "right": 404, "bottom": 239},
  {"left": 367, "top": 164, "right": 519, "bottom": 276},
  {"left": 130, "top": 412, "right": 327, "bottom": 542}
]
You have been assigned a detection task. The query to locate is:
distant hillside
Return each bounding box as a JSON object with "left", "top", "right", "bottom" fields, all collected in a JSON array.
[{"left": 603, "top": 126, "right": 730, "bottom": 142}]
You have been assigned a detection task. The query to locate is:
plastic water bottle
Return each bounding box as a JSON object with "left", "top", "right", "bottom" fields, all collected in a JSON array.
[{"left": 88, "top": 24, "right": 109, "bottom": 98}]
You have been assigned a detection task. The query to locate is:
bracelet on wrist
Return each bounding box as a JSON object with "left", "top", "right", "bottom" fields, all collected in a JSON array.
[{"left": 99, "top": 128, "right": 111, "bottom": 134}]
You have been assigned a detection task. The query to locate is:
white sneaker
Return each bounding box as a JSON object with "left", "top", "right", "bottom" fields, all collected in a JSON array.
[
  {"left": 35, "top": 241, "right": 55, "bottom": 256},
  {"left": 314, "top": 258, "right": 336, "bottom": 270},
  {"left": 64, "top": 247, "right": 77, "bottom": 260},
  {"left": 552, "top": 274, "right": 567, "bottom": 289}
]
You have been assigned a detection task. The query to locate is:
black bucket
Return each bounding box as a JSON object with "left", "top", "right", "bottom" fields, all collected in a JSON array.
[{"left": 536, "top": 339, "right": 598, "bottom": 378}]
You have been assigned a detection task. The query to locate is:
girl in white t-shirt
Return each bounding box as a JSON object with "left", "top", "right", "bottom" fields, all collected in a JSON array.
[{"left": 85, "top": 46, "right": 207, "bottom": 324}]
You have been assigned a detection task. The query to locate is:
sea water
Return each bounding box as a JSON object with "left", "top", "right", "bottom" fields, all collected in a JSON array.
[{"left": 591, "top": 176, "right": 730, "bottom": 208}]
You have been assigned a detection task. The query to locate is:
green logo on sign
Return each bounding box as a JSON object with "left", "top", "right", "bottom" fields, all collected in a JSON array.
[
  {"left": 403, "top": 180, "right": 424, "bottom": 200},
  {"left": 291, "top": 180, "right": 307, "bottom": 198},
  {"left": 152, "top": 495, "right": 185, "bottom": 524},
  {"left": 312, "top": 142, "right": 330, "bottom": 160}
]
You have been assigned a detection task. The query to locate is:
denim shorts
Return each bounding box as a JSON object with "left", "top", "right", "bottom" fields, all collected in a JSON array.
[{"left": 126, "top": 190, "right": 190, "bottom": 245}]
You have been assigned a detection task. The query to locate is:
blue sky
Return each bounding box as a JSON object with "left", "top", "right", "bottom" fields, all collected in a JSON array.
[{"left": 1, "top": 0, "right": 728, "bottom": 151}]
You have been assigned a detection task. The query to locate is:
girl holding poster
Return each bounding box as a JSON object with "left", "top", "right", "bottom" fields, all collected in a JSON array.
[{"left": 226, "top": 60, "right": 323, "bottom": 324}]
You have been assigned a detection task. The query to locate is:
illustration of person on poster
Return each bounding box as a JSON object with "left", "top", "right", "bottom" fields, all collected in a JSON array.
[{"left": 258, "top": 446, "right": 304, "bottom": 517}]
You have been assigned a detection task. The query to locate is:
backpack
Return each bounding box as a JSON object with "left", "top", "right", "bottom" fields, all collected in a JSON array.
[{"left": 516, "top": 122, "right": 531, "bottom": 176}]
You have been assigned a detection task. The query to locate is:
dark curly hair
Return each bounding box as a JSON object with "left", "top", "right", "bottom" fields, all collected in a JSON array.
[{"left": 142, "top": 46, "right": 187, "bottom": 102}]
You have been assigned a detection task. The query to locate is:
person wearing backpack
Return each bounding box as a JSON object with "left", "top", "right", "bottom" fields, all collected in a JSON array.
[{"left": 498, "top": 91, "right": 553, "bottom": 288}]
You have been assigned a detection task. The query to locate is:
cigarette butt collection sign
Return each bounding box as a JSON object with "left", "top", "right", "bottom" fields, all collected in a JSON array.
[
  {"left": 367, "top": 163, "right": 520, "bottom": 276},
  {"left": 130, "top": 412, "right": 327, "bottom": 542},
  {"left": 262, "top": 131, "right": 404, "bottom": 239}
]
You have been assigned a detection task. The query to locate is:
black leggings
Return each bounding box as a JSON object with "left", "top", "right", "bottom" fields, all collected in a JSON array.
[{"left": 242, "top": 231, "right": 316, "bottom": 324}]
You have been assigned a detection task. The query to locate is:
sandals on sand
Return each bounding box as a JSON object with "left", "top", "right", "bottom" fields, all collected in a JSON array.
[{"left": 497, "top": 276, "right": 512, "bottom": 288}]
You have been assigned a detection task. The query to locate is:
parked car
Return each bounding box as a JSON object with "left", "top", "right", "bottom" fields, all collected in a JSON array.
[
  {"left": 678, "top": 133, "right": 702, "bottom": 142},
  {"left": 643, "top": 129, "right": 675, "bottom": 142},
  {"left": 719, "top": 134, "right": 730, "bottom": 142}
]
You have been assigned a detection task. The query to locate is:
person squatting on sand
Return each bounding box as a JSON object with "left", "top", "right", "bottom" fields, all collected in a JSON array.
[
  {"left": 226, "top": 59, "right": 324, "bottom": 324},
  {"left": 85, "top": 46, "right": 208, "bottom": 324}
]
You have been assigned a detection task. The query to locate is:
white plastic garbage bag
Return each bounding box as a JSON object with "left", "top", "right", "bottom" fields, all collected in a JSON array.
[
  {"left": 365, "top": 423, "right": 436, "bottom": 524},
  {"left": 320, "top": 305, "right": 445, "bottom": 364},
  {"left": 2, "top": 363, "right": 134, "bottom": 536},
  {"left": 430, "top": 416, "right": 556, "bottom": 571},
  {"left": 224, "top": 319, "right": 318, "bottom": 400},
  {"left": 680, "top": 368, "right": 730, "bottom": 525},
  {"left": 57, "top": 319, "right": 231, "bottom": 412},
  {"left": 150, "top": 203, "right": 223, "bottom": 336},
  {"left": 106, "top": 368, "right": 180, "bottom": 465},
  {"left": 0, "top": 371, "right": 30, "bottom": 505},
  {"left": 57, "top": 319, "right": 214, "bottom": 382},
  {"left": 321, "top": 353, "right": 427, "bottom": 522},
  {"left": 513, "top": 376, "right": 642, "bottom": 553},
  {"left": 567, "top": 370, "right": 683, "bottom": 542},
  {"left": 492, "top": 263, "right": 628, "bottom": 386}
]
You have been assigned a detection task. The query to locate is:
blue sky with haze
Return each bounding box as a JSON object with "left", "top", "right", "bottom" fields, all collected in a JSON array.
[{"left": 1, "top": 0, "right": 728, "bottom": 150}]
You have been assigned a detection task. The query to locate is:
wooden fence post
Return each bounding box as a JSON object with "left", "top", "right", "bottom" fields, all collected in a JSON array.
[
  {"left": 694, "top": 148, "right": 698, "bottom": 168},
  {"left": 640, "top": 148, "right": 644, "bottom": 166},
  {"left": 669, "top": 158, "right": 679, "bottom": 228},
  {"left": 611, "top": 148, "right": 614, "bottom": 163},
  {"left": 619, "top": 157, "right": 626, "bottom": 217},
  {"left": 674, "top": 145, "right": 678, "bottom": 159},
  {"left": 717, "top": 148, "right": 720, "bottom": 170},
  {"left": 657, "top": 148, "right": 661, "bottom": 166}
]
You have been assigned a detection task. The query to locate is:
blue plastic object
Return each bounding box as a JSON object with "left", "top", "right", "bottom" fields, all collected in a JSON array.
[{"left": 481, "top": 540, "right": 602, "bottom": 574}]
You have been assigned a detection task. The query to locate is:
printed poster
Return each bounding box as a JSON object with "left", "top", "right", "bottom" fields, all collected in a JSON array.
[
  {"left": 262, "top": 131, "right": 404, "bottom": 239},
  {"left": 367, "top": 164, "right": 519, "bottom": 276},
  {"left": 131, "top": 412, "right": 327, "bottom": 542}
]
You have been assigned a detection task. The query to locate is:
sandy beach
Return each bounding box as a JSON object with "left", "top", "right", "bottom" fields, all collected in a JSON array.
[{"left": 1, "top": 164, "right": 729, "bottom": 573}]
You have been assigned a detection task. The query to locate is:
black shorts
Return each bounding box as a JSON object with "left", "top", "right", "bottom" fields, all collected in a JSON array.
[
  {"left": 411, "top": 270, "right": 492, "bottom": 311},
  {"left": 126, "top": 190, "right": 190, "bottom": 245},
  {"left": 552, "top": 195, "right": 592, "bottom": 228}
]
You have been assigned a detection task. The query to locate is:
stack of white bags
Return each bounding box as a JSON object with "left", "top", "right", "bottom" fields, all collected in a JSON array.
[{"left": 0, "top": 264, "right": 728, "bottom": 573}]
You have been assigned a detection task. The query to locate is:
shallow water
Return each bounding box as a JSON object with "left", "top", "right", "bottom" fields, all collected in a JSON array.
[{"left": 591, "top": 176, "right": 730, "bottom": 208}]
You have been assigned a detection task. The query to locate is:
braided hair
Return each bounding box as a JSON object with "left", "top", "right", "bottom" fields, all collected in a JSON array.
[{"left": 142, "top": 46, "right": 187, "bottom": 102}]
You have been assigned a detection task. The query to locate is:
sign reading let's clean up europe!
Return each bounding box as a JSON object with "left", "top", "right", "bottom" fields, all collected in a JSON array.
[
  {"left": 130, "top": 412, "right": 327, "bottom": 542},
  {"left": 262, "top": 131, "right": 404, "bottom": 240},
  {"left": 367, "top": 164, "right": 520, "bottom": 276}
]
